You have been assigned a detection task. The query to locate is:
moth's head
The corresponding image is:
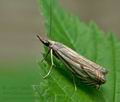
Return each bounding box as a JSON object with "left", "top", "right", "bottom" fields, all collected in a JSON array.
[{"left": 36, "top": 34, "right": 50, "bottom": 47}]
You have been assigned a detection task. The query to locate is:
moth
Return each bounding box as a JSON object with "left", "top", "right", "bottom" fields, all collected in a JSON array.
[{"left": 37, "top": 35, "right": 108, "bottom": 88}]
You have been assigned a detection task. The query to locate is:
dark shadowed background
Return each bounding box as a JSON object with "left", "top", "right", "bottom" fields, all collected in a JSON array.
[{"left": 0, "top": 0, "right": 120, "bottom": 101}]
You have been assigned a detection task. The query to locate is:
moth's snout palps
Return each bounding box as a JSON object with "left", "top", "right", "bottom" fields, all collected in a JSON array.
[{"left": 36, "top": 34, "right": 50, "bottom": 47}]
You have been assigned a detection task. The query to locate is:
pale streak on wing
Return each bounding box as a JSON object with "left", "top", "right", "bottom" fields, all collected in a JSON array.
[
  {"left": 53, "top": 44, "right": 102, "bottom": 85},
  {"left": 55, "top": 49, "right": 87, "bottom": 78},
  {"left": 57, "top": 44, "right": 102, "bottom": 72},
  {"left": 55, "top": 43, "right": 102, "bottom": 80}
]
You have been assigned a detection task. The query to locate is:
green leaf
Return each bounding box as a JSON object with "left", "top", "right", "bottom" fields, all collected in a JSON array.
[{"left": 35, "top": 0, "right": 120, "bottom": 102}]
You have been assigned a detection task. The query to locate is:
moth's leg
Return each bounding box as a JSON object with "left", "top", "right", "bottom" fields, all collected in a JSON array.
[
  {"left": 72, "top": 74, "right": 77, "bottom": 92},
  {"left": 43, "top": 49, "right": 54, "bottom": 79},
  {"left": 40, "top": 49, "right": 51, "bottom": 63}
]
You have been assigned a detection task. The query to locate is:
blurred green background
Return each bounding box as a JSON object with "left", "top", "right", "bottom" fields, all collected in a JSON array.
[{"left": 0, "top": 0, "right": 120, "bottom": 101}]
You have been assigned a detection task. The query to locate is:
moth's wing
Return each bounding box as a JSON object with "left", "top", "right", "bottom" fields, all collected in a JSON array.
[{"left": 53, "top": 43, "right": 105, "bottom": 86}]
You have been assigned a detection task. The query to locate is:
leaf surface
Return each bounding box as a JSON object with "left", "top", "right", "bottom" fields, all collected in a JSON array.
[{"left": 35, "top": 0, "right": 120, "bottom": 102}]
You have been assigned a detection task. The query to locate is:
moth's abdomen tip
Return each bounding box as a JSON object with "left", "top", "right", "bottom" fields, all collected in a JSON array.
[
  {"left": 100, "top": 75, "right": 106, "bottom": 85},
  {"left": 101, "top": 67, "right": 108, "bottom": 75}
]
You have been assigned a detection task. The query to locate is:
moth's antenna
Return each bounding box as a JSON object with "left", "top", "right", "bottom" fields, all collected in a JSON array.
[{"left": 36, "top": 34, "right": 49, "bottom": 46}]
